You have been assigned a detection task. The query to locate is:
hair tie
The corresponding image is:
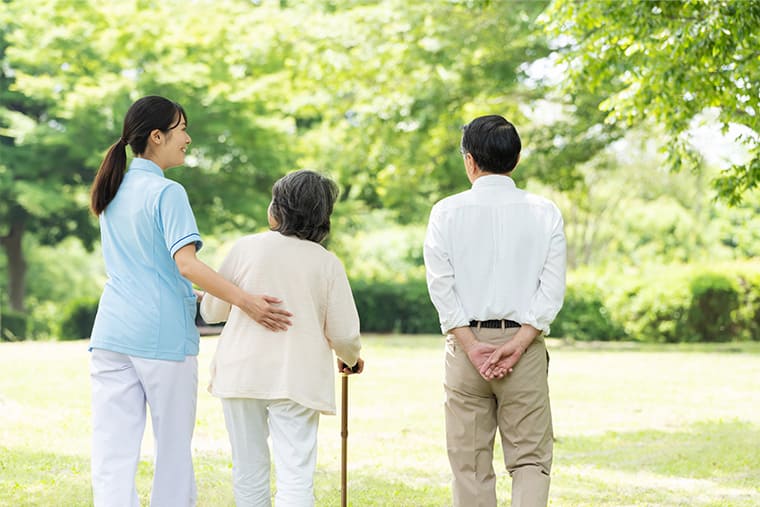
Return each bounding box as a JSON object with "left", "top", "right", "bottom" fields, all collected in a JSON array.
[{"left": 119, "top": 137, "right": 128, "bottom": 146}]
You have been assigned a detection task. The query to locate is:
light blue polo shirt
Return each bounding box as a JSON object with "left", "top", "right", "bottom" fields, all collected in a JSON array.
[{"left": 90, "top": 158, "right": 203, "bottom": 361}]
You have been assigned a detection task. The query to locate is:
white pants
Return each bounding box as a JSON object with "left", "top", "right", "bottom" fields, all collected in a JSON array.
[
  {"left": 222, "top": 398, "right": 319, "bottom": 507},
  {"left": 90, "top": 348, "right": 198, "bottom": 507}
]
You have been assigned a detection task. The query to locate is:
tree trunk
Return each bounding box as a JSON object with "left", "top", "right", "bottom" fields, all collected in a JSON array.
[{"left": 1, "top": 218, "right": 27, "bottom": 312}]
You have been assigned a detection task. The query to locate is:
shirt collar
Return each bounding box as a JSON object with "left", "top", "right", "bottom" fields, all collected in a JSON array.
[
  {"left": 129, "top": 157, "right": 164, "bottom": 177},
  {"left": 472, "top": 174, "right": 516, "bottom": 189}
]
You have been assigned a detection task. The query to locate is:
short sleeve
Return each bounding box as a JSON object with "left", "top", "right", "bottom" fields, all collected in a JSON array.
[{"left": 158, "top": 183, "right": 203, "bottom": 257}]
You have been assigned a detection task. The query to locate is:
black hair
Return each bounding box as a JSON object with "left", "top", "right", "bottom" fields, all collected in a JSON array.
[
  {"left": 90, "top": 95, "right": 187, "bottom": 215},
  {"left": 460, "top": 115, "right": 521, "bottom": 174},
  {"left": 270, "top": 170, "right": 339, "bottom": 244}
]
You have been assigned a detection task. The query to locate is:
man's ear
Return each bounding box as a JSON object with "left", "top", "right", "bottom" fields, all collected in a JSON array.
[
  {"left": 464, "top": 152, "right": 473, "bottom": 175},
  {"left": 466, "top": 153, "right": 480, "bottom": 174},
  {"left": 505, "top": 153, "right": 521, "bottom": 176}
]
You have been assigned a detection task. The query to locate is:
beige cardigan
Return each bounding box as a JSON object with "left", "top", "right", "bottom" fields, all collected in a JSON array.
[{"left": 200, "top": 231, "right": 361, "bottom": 415}]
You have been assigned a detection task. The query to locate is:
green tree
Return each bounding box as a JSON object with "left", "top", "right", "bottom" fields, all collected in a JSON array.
[
  {"left": 274, "top": 0, "right": 553, "bottom": 220},
  {"left": 543, "top": 0, "right": 760, "bottom": 204},
  {"left": 2, "top": 0, "right": 561, "bottom": 313},
  {"left": 1, "top": 8, "right": 98, "bottom": 311},
  {"left": 1, "top": 0, "right": 297, "bottom": 310}
]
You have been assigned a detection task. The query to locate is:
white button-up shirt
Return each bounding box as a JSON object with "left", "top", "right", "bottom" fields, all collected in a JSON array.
[{"left": 423, "top": 174, "right": 566, "bottom": 334}]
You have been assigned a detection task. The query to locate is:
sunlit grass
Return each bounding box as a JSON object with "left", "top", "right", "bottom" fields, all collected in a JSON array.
[{"left": 1, "top": 336, "right": 759, "bottom": 506}]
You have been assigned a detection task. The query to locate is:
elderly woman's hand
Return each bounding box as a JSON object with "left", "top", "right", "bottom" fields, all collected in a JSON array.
[{"left": 338, "top": 358, "right": 364, "bottom": 375}]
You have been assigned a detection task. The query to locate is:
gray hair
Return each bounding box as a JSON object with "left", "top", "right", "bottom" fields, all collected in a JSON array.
[{"left": 270, "top": 170, "right": 339, "bottom": 243}]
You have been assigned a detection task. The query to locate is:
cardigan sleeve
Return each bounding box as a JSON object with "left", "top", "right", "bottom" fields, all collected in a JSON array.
[{"left": 324, "top": 256, "right": 361, "bottom": 367}]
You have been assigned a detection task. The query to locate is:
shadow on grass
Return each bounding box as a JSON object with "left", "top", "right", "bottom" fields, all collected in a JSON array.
[
  {"left": 0, "top": 448, "right": 238, "bottom": 507},
  {"left": 4, "top": 420, "right": 758, "bottom": 507},
  {"left": 315, "top": 469, "right": 451, "bottom": 507},
  {"left": 553, "top": 419, "right": 760, "bottom": 506},
  {"left": 0, "top": 447, "right": 91, "bottom": 507},
  {"left": 0, "top": 447, "right": 450, "bottom": 507}
]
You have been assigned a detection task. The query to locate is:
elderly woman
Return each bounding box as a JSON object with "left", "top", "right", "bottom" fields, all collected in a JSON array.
[{"left": 200, "top": 170, "right": 364, "bottom": 507}]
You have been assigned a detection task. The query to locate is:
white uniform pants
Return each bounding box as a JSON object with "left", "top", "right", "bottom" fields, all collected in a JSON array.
[
  {"left": 90, "top": 348, "right": 198, "bottom": 507},
  {"left": 221, "top": 398, "right": 319, "bottom": 507}
]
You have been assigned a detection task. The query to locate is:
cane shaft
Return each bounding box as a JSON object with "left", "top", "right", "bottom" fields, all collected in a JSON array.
[{"left": 341, "top": 373, "right": 348, "bottom": 507}]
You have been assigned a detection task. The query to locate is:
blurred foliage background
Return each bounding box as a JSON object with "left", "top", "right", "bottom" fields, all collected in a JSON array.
[{"left": 0, "top": 0, "right": 758, "bottom": 341}]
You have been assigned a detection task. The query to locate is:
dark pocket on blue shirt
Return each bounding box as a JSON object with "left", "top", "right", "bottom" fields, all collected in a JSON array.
[{"left": 183, "top": 295, "right": 200, "bottom": 354}]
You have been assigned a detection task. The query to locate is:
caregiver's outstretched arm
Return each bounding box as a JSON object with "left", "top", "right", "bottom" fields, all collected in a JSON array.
[{"left": 174, "top": 243, "right": 292, "bottom": 331}]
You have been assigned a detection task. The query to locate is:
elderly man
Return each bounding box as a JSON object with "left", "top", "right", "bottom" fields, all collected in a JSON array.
[{"left": 424, "top": 115, "right": 566, "bottom": 507}]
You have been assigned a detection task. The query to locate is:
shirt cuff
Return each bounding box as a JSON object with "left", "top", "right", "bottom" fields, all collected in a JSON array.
[
  {"left": 440, "top": 313, "right": 470, "bottom": 335},
  {"left": 520, "top": 311, "right": 552, "bottom": 335}
]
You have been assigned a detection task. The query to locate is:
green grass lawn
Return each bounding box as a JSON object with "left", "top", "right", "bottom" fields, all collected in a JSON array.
[{"left": 1, "top": 336, "right": 759, "bottom": 506}]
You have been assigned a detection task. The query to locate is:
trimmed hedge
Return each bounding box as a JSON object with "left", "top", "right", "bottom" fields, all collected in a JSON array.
[
  {"left": 30, "top": 262, "right": 756, "bottom": 342},
  {"left": 352, "top": 279, "right": 440, "bottom": 334},
  {"left": 736, "top": 267, "right": 760, "bottom": 341},
  {"left": 350, "top": 262, "right": 760, "bottom": 342},
  {"left": 603, "top": 263, "right": 759, "bottom": 343},
  {"left": 687, "top": 273, "right": 741, "bottom": 342},
  {"left": 1, "top": 310, "right": 27, "bottom": 341},
  {"left": 551, "top": 284, "right": 626, "bottom": 341},
  {"left": 59, "top": 297, "right": 99, "bottom": 340}
]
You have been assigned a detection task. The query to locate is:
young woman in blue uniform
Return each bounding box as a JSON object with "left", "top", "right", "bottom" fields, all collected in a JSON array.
[{"left": 88, "top": 95, "right": 291, "bottom": 506}]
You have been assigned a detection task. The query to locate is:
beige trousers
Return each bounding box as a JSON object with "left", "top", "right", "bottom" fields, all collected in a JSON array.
[{"left": 444, "top": 327, "right": 553, "bottom": 507}]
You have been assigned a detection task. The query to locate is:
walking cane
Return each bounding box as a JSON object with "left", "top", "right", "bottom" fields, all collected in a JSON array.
[
  {"left": 340, "top": 362, "right": 358, "bottom": 507},
  {"left": 340, "top": 371, "right": 349, "bottom": 507}
]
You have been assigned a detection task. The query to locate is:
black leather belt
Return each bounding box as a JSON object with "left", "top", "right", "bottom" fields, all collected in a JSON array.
[{"left": 469, "top": 319, "right": 521, "bottom": 329}]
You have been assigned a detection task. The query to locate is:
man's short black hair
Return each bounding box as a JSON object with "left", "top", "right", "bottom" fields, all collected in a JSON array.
[
  {"left": 270, "top": 170, "right": 339, "bottom": 244},
  {"left": 461, "top": 115, "right": 521, "bottom": 174}
]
